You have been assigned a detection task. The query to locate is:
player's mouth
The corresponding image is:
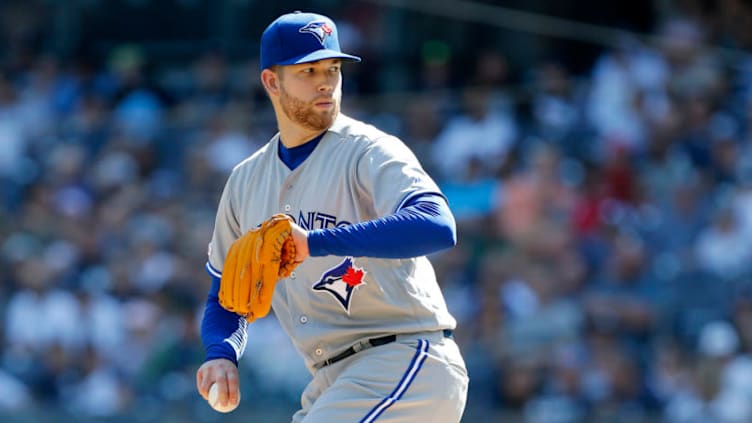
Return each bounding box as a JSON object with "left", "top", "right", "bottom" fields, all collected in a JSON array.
[{"left": 313, "top": 99, "right": 335, "bottom": 109}]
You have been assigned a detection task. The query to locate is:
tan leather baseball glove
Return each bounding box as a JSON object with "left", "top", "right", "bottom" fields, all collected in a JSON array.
[{"left": 218, "top": 214, "right": 298, "bottom": 322}]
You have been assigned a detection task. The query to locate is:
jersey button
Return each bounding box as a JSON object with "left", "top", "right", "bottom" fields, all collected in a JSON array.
[
  {"left": 284, "top": 204, "right": 291, "bottom": 211},
  {"left": 299, "top": 315, "right": 308, "bottom": 324},
  {"left": 290, "top": 272, "right": 297, "bottom": 279},
  {"left": 314, "top": 348, "right": 323, "bottom": 356}
]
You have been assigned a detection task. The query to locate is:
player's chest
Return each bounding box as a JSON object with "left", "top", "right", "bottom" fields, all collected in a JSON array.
[{"left": 239, "top": 154, "right": 365, "bottom": 232}]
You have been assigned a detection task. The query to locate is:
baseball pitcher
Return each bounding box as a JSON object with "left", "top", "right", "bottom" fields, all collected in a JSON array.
[{"left": 196, "top": 11, "right": 469, "bottom": 423}]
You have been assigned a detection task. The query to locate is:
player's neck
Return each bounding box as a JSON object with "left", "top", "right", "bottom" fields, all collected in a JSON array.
[{"left": 277, "top": 120, "right": 328, "bottom": 148}]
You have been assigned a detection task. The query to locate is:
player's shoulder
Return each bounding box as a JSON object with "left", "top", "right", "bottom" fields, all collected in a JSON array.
[
  {"left": 328, "top": 114, "right": 421, "bottom": 164},
  {"left": 328, "top": 113, "right": 398, "bottom": 147}
]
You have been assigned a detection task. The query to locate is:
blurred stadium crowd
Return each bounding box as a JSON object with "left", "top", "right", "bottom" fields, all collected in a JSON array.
[{"left": 2, "top": 1, "right": 752, "bottom": 422}]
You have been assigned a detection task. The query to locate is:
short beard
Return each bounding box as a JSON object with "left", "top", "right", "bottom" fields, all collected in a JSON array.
[{"left": 279, "top": 86, "right": 338, "bottom": 131}]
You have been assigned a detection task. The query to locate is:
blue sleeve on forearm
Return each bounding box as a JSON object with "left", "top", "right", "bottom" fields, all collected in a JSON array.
[
  {"left": 200, "top": 267, "right": 247, "bottom": 366},
  {"left": 307, "top": 193, "right": 456, "bottom": 258}
]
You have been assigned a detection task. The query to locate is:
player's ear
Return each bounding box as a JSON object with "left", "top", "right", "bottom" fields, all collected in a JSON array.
[{"left": 261, "top": 68, "right": 280, "bottom": 95}]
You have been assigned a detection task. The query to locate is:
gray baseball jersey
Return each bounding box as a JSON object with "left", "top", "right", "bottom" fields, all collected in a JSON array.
[{"left": 207, "top": 113, "right": 457, "bottom": 371}]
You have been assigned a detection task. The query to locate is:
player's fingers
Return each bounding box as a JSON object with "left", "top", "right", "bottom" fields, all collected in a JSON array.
[
  {"left": 197, "top": 359, "right": 230, "bottom": 399},
  {"left": 197, "top": 363, "right": 215, "bottom": 400},
  {"left": 215, "top": 373, "right": 230, "bottom": 407},
  {"left": 226, "top": 367, "right": 240, "bottom": 405},
  {"left": 196, "top": 366, "right": 206, "bottom": 399}
]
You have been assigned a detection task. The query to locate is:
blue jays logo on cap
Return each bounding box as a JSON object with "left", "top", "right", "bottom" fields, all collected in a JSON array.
[
  {"left": 299, "top": 21, "right": 333, "bottom": 44},
  {"left": 260, "top": 11, "right": 361, "bottom": 70},
  {"left": 312, "top": 257, "right": 366, "bottom": 313}
]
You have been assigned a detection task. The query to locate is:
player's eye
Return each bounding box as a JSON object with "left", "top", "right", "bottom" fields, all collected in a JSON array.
[{"left": 329, "top": 66, "right": 340, "bottom": 73}]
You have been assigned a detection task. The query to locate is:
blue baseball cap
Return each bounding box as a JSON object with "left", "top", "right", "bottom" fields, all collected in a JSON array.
[{"left": 260, "top": 11, "right": 361, "bottom": 70}]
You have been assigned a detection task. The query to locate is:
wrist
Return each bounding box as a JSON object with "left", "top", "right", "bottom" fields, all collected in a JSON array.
[
  {"left": 205, "top": 344, "right": 239, "bottom": 366},
  {"left": 291, "top": 223, "right": 310, "bottom": 261},
  {"left": 306, "top": 229, "right": 326, "bottom": 257}
]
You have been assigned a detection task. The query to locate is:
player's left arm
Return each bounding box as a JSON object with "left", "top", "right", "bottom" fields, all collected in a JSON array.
[
  {"left": 290, "top": 133, "right": 458, "bottom": 260},
  {"left": 295, "top": 193, "right": 455, "bottom": 259}
]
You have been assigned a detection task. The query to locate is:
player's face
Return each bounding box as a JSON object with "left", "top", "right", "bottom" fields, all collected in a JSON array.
[{"left": 278, "top": 59, "right": 342, "bottom": 131}]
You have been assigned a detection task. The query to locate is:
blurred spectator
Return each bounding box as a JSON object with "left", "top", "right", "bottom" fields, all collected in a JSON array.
[
  {"left": 108, "top": 45, "right": 167, "bottom": 143},
  {"left": 583, "top": 234, "right": 663, "bottom": 344},
  {"left": 499, "top": 260, "right": 584, "bottom": 359},
  {"left": 494, "top": 144, "right": 577, "bottom": 245},
  {"left": 0, "top": 370, "right": 30, "bottom": 411},
  {"left": 5, "top": 258, "right": 85, "bottom": 356},
  {"left": 529, "top": 60, "right": 584, "bottom": 149},
  {"left": 665, "top": 320, "right": 752, "bottom": 423},
  {"left": 431, "top": 86, "right": 518, "bottom": 182},
  {"left": 586, "top": 37, "right": 668, "bottom": 156},
  {"left": 694, "top": 205, "right": 752, "bottom": 279}
]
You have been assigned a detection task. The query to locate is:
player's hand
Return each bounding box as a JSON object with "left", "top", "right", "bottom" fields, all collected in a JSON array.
[
  {"left": 290, "top": 222, "right": 310, "bottom": 263},
  {"left": 196, "top": 358, "right": 240, "bottom": 406}
]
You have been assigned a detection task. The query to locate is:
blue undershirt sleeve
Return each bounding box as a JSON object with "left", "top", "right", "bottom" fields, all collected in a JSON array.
[
  {"left": 307, "top": 193, "right": 456, "bottom": 258},
  {"left": 200, "top": 269, "right": 248, "bottom": 366}
]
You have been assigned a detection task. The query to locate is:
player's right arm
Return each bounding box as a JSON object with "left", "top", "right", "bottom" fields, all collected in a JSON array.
[
  {"left": 197, "top": 170, "right": 246, "bottom": 406},
  {"left": 196, "top": 271, "right": 246, "bottom": 406}
]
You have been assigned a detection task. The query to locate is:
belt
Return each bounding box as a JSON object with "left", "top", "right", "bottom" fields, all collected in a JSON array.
[{"left": 314, "top": 329, "right": 454, "bottom": 369}]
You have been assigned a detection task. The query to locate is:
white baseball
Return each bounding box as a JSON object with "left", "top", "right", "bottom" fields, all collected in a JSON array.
[{"left": 208, "top": 383, "right": 240, "bottom": 413}]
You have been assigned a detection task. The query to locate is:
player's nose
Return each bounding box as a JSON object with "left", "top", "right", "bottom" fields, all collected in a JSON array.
[
  {"left": 317, "top": 81, "right": 334, "bottom": 93},
  {"left": 317, "top": 73, "right": 337, "bottom": 93}
]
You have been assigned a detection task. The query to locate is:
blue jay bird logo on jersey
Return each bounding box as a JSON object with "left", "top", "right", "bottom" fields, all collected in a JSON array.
[
  {"left": 299, "top": 21, "right": 333, "bottom": 44},
  {"left": 313, "top": 257, "right": 366, "bottom": 313}
]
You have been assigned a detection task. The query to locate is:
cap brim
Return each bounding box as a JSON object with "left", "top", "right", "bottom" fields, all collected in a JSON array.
[{"left": 276, "top": 49, "right": 361, "bottom": 66}]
